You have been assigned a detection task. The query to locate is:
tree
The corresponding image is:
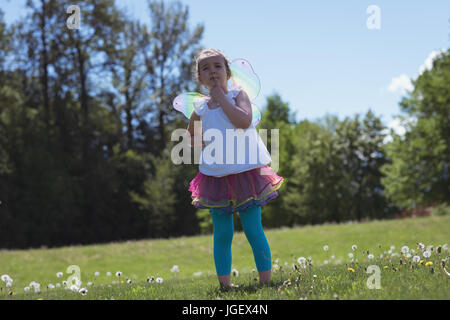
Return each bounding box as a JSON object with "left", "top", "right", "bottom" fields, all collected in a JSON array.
[
  {"left": 381, "top": 49, "right": 450, "bottom": 209},
  {"left": 141, "top": 0, "right": 204, "bottom": 156}
]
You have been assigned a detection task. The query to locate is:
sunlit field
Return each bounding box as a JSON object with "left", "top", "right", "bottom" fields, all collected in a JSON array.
[{"left": 1, "top": 215, "right": 449, "bottom": 300}]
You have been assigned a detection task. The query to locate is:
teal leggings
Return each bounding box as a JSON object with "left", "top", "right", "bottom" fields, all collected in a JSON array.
[{"left": 210, "top": 205, "right": 272, "bottom": 276}]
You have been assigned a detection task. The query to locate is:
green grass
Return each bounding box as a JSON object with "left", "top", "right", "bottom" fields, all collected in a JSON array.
[{"left": 0, "top": 215, "right": 449, "bottom": 300}]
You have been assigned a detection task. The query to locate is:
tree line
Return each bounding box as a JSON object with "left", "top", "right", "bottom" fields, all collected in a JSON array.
[{"left": 0, "top": 0, "right": 448, "bottom": 249}]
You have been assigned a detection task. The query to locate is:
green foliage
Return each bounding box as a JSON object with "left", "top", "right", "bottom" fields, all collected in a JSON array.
[
  {"left": 381, "top": 49, "right": 450, "bottom": 209},
  {"left": 196, "top": 209, "right": 213, "bottom": 234},
  {"left": 430, "top": 203, "right": 450, "bottom": 216}
]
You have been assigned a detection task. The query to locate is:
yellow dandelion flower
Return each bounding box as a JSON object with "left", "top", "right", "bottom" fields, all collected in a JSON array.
[
  {"left": 425, "top": 261, "right": 433, "bottom": 266},
  {"left": 419, "top": 260, "right": 424, "bottom": 265},
  {"left": 383, "top": 266, "right": 388, "bottom": 269},
  {"left": 347, "top": 267, "right": 355, "bottom": 272}
]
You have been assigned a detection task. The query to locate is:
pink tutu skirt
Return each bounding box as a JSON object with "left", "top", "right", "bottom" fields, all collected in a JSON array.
[{"left": 188, "top": 165, "right": 284, "bottom": 214}]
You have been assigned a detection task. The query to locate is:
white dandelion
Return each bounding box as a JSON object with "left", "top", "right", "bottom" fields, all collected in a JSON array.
[
  {"left": 323, "top": 245, "right": 329, "bottom": 251},
  {"left": 423, "top": 250, "right": 431, "bottom": 258},
  {"left": 348, "top": 253, "right": 354, "bottom": 259},
  {"left": 106, "top": 272, "right": 112, "bottom": 277},
  {"left": 69, "top": 284, "right": 79, "bottom": 292},
  {"left": 412, "top": 255, "right": 421, "bottom": 263},
  {"left": 115, "top": 271, "right": 122, "bottom": 277},
  {"left": 297, "top": 257, "right": 306, "bottom": 265},
  {"left": 193, "top": 272, "right": 203, "bottom": 277},
  {"left": 232, "top": 269, "right": 239, "bottom": 277},
  {"left": 55, "top": 283, "right": 61, "bottom": 288},
  {"left": 147, "top": 276, "right": 155, "bottom": 283},
  {"left": 56, "top": 272, "right": 63, "bottom": 278},
  {"left": 47, "top": 284, "right": 55, "bottom": 289},
  {"left": 401, "top": 246, "right": 409, "bottom": 254},
  {"left": 352, "top": 245, "right": 357, "bottom": 251},
  {"left": 155, "top": 277, "right": 163, "bottom": 284},
  {"left": 170, "top": 265, "right": 180, "bottom": 273},
  {"left": 1, "top": 274, "right": 12, "bottom": 283},
  {"left": 79, "top": 288, "right": 88, "bottom": 295},
  {"left": 417, "top": 242, "right": 425, "bottom": 251},
  {"left": 94, "top": 271, "right": 100, "bottom": 277},
  {"left": 368, "top": 254, "right": 374, "bottom": 260},
  {"left": 126, "top": 279, "right": 132, "bottom": 284},
  {"left": 24, "top": 286, "right": 30, "bottom": 292}
]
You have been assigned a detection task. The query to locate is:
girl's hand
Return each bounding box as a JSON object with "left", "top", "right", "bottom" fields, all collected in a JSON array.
[{"left": 209, "top": 79, "right": 225, "bottom": 102}]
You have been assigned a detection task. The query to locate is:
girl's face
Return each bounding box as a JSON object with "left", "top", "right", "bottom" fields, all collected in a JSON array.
[{"left": 198, "top": 55, "right": 230, "bottom": 92}]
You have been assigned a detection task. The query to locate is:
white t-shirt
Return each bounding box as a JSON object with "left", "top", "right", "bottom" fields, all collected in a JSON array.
[{"left": 194, "top": 88, "right": 272, "bottom": 177}]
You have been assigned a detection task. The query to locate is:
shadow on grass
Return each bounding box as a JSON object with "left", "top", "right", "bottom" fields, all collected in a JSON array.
[{"left": 206, "top": 279, "right": 285, "bottom": 299}]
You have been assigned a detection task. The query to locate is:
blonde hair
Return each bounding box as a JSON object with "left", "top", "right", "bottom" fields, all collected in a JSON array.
[{"left": 192, "top": 48, "right": 231, "bottom": 85}]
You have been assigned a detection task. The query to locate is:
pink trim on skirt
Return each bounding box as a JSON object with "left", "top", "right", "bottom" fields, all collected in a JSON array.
[{"left": 188, "top": 165, "right": 284, "bottom": 214}]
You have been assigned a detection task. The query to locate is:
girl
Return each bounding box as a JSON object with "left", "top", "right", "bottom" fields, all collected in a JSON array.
[{"left": 187, "top": 48, "right": 284, "bottom": 288}]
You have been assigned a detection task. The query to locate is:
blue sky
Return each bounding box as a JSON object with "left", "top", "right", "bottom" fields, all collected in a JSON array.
[{"left": 2, "top": 0, "right": 449, "bottom": 132}]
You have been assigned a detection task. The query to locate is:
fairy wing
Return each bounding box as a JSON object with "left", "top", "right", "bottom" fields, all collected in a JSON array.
[
  {"left": 228, "top": 58, "right": 261, "bottom": 101},
  {"left": 173, "top": 92, "right": 208, "bottom": 119},
  {"left": 229, "top": 59, "right": 262, "bottom": 127}
]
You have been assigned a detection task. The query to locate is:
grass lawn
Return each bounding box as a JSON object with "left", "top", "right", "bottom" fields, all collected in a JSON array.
[{"left": 0, "top": 215, "right": 449, "bottom": 300}]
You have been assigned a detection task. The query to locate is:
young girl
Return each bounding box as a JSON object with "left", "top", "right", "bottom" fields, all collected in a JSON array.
[{"left": 187, "top": 48, "right": 284, "bottom": 288}]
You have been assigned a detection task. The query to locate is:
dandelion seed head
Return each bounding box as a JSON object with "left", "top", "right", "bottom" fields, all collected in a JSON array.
[
  {"left": 56, "top": 272, "right": 63, "bottom": 278},
  {"left": 79, "top": 288, "right": 88, "bottom": 295},
  {"left": 352, "top": 245, "right": 357, "bottom": 251},
  {"left": 1, "top": 274, "right": 12, "bottom": 283},
  {"left": 297, "top": 257, "right": 306, "bottom": 264},
  {"left": 155, "top": 277, "right": 163, "bottom": 284}
]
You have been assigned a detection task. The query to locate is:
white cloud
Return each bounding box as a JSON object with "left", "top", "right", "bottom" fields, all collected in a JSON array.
[
  {"left": 382, "top": 116, "right": 417, "bottom": 144},
  {"left": 386, "top": 49, "right": 445, "bottom": 95},
  {"left": 387, "top": 74, "right": 413, "bottom": 94},
  {"left": 418, "top": 49, "right": 445, "bottom": 75}
]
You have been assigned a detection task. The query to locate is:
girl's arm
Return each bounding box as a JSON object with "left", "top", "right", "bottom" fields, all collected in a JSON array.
[
  {"left": 211, "top": 89, "right": 252, "bottom": 129},
  {"left": 187, "top": 111, "right": 204, "bottom": 146}
]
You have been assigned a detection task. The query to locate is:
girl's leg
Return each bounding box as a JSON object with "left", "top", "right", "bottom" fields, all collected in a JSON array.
[
  {"left": 239, "top": 205, "right": 272, "bottom": 284},
  {"left": 210, "top": 208, "right": 234, "bottom": 287}
]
